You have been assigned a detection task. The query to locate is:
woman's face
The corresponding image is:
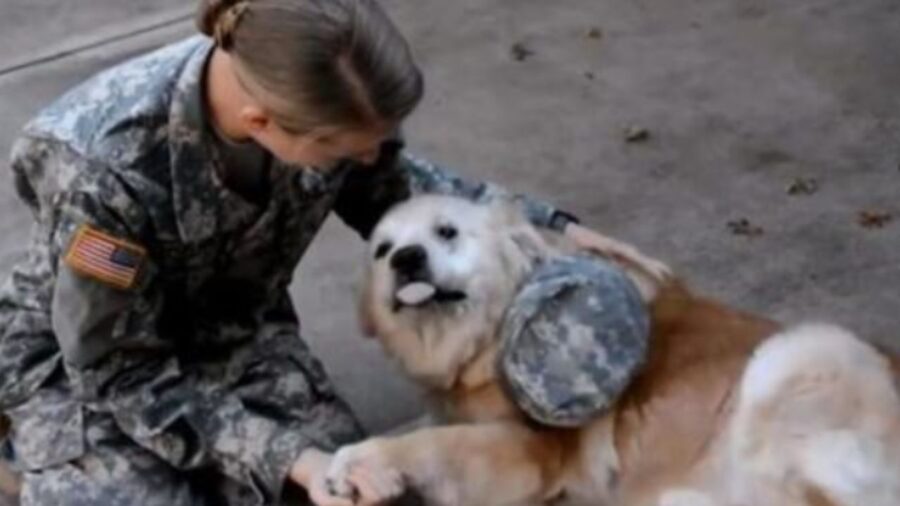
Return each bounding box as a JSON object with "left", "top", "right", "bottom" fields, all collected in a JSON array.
[
  {"left": 250, "top": 116, "right": 391, "bottom": 169},
  {"left": 228, "top": 56, "right": 399, "bottom": 169}
]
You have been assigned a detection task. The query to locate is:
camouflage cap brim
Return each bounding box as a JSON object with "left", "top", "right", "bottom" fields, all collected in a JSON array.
[{"left": 499, "top": 254, "right": 651, "bottom": 427}]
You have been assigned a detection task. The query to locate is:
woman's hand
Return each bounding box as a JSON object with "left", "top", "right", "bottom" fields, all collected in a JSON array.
[{"left": 563, "top": 222, "right": 672, "bottom": 297}]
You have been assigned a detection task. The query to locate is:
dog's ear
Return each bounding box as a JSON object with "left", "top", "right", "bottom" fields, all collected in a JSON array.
[
  {"left": 489, "top": 199, "right": 532, "bottom": 228},
  {"left": 490, "top": 200, "right": 552, "bottom": 274},
  {"left": 508, "top": 228, "right": 548, "bottom": 267}
]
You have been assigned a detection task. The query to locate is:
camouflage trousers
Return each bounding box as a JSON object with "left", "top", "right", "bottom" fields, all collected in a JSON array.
[{"left": 15, "top": 412, "right": 310, "bottom": 506}]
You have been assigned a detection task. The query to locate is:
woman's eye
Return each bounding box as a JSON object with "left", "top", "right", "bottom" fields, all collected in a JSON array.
[
  {"left": 374, "top": 241, "right": 392, "bottom": 259},
  {"left": 436, "top": 224, "right": 458, "bottom": 241}
]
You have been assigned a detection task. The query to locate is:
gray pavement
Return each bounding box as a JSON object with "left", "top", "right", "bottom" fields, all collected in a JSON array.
[
  {"left": 0, "top": 0, "right": 188, "bottom": 70},
  {"left": 0, "top": 0, "right": 898, "bottom": 443}
]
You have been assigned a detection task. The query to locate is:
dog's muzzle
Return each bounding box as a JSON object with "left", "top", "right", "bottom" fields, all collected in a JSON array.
[
  {"left": 389, "top": 245, "right": 467, "bottom": 310},
  {"left": 391, "top": 245, "right": 431, "bottom": 285}
]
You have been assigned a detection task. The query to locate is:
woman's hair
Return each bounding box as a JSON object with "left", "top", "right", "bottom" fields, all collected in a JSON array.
[{"left": 197, "top": 0, "right": 424, "bottom": 133}]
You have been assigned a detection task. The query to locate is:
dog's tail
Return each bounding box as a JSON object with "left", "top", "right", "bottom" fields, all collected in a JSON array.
[{"left": 727, "top": 323, "right": 900, "bottom": 506}]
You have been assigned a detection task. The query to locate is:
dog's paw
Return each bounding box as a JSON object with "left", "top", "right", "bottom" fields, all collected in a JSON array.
[{"left": 326, "top": 440, "right": 405, "bottom": 504}]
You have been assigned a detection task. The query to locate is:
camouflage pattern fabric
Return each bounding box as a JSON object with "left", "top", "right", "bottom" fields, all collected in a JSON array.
[
  {"left": 0, "top": 35, "right": 568, "bottom": 504},
  {"left": 19, "top": 411, "right": 234, "bottom": 506},
  {"left": 499, "top": 255, "right": 651, "bottom": 427}
]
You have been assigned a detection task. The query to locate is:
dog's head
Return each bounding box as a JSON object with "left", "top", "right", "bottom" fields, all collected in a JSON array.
[{"left": 360, "top": 195, "right": 551, "bottom": 387}]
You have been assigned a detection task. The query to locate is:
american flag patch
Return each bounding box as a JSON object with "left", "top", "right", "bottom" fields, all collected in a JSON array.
[{"left": 64, "top": 225, "right": 146, "bottom": 290}]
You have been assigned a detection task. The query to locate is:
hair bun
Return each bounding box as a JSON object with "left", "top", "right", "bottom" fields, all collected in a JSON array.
[{"left": 196, "top": 0, "right": 249, "bottom": 49}]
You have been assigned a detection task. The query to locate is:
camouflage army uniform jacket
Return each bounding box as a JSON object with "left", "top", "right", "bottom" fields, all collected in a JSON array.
[{"left": 0, "top": 36, "right": 569, "bottom": 501}]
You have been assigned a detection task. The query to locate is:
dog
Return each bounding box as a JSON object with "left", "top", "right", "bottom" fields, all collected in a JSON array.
[{"left": 326, "top": 195, "right": 900, "bottom": 506}]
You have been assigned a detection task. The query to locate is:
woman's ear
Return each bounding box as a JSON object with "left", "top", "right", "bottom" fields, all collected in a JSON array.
[{"left": 237, "top": 105, "right": 270, "bottom": 134}]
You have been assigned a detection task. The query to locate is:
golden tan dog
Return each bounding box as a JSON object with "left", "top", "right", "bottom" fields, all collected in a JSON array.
[{"left": 327, "top": 195, "right": 900, "bottom": 506}]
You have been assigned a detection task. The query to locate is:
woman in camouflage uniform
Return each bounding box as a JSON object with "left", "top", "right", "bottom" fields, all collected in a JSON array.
[{"left": 0, "top": 0, "right": 635, "bottom": 505}]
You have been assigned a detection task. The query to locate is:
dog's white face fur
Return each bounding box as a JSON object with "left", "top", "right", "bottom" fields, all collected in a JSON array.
[{"left": 361, "top": 195, "right": 548, "bottom": 388}]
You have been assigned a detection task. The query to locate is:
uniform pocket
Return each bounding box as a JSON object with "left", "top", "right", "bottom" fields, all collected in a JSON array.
[{"left": 6, "top": 393, "right": 84, "bottom": 471}]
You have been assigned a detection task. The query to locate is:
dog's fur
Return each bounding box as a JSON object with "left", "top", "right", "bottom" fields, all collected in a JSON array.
[{"left": 328, "top": 195, "right": 900, "bottom": 506}]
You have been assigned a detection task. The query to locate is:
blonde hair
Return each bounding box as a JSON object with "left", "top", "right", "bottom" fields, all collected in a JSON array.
[{"left": 196, "top": 0, "right": 424, "bottom": 132}]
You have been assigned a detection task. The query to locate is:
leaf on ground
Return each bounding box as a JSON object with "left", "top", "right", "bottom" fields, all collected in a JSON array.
[
  {"left": 510, "top": 42, "right": 534, "bottom": 62},
  {"left": 857, "top": 210, "right": 893, "bottom": 229},
  {"left": 624, "top": 126, "right": 650, "bottom": 143},
  {"left": 786, "top": 177, "right": 819, "bottom": 196},
  {"left": 727, "top": 218, "right": 764, "bottom": 237}
]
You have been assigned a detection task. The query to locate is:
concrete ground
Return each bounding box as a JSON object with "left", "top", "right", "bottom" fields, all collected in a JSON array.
[{"left": 0, "top": 0, "right": 898, "bottom": 454}]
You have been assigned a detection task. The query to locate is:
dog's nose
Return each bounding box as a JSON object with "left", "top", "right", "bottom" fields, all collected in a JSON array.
[{"left": 391, "top": 245, "right": 427, "bottom": 273}]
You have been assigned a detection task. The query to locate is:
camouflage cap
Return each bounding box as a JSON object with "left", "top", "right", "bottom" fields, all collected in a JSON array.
[{"left": 498, "top": 255, "right": 650, "bottom": 427}]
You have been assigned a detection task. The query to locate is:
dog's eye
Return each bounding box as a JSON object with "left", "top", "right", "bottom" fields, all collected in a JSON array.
[
  {"left": 374, "top": 241, "right": 392, "bottom": 260},
  {"left": 436, "top": 224, "right": 458, "bottom": 241}
]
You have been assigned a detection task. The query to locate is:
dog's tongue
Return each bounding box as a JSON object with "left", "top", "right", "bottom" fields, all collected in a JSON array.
[{"left": 396, "top": 282, "right": 437, "bottom": 306}]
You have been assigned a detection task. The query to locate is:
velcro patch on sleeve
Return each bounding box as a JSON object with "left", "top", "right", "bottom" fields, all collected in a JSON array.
[{"left": 64, "top": 225, "right": 146, "bottom": 290}]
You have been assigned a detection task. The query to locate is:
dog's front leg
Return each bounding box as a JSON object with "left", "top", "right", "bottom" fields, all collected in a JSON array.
[{"left": 326, "top": 422, "right": 564, "bottom": 506}]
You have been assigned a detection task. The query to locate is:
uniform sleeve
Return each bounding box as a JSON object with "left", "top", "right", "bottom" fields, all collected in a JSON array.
[
  {"left": 333, "top": 140, "right": 578, "bottom": 239},
  {"left": 13, "top": 139, "right": 361, "bottom": 502}
]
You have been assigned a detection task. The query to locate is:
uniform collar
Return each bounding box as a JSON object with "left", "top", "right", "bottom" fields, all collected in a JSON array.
[{"left": 168, "top": 37, "right": 220, "bottom": 244}]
